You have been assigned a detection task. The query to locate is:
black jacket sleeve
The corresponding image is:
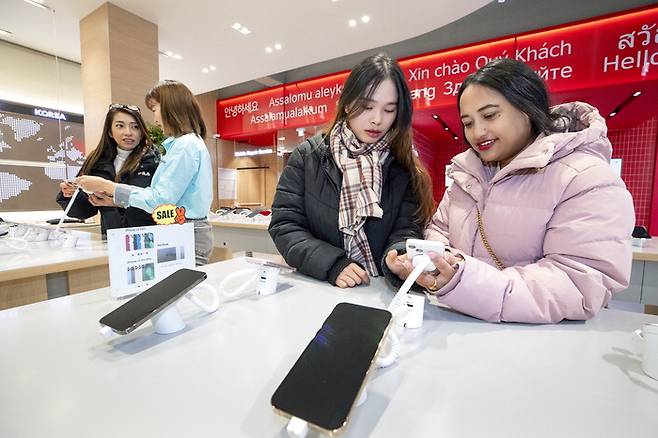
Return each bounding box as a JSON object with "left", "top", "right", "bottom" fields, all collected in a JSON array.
[
  {"left": 380, "top": 178, "right": 425, "bottom": 292},
  {"left": 55, "top": 190, "right": 98, "bottom": 220},
  {"left": 384, "top": 177, "right": 424, "bottom": 254},
  {"left": 268, "top": 146, "right": 349, "bottom": 284}
]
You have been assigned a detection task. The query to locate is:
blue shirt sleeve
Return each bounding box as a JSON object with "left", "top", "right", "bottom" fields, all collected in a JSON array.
[{"left": 114, "top": 137, "right": 199, "bottom": 213}]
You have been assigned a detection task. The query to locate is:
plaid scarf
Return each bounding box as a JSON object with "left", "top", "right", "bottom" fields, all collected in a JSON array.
[{"left": 330, "top": 120, "right": 390, "bottom": 276}]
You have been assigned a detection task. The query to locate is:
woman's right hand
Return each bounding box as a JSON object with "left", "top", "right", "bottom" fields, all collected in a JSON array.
[
  {"left": 59, "top": 181, "right": 77, "bottom": 198},
  {"left": 335, "top": 263, "right": 370, "bottom": 288}
]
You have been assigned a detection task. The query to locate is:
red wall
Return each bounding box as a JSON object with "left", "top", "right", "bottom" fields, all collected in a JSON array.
[{"left": 610, "top": 118, "right": 658, "bottom": 231}]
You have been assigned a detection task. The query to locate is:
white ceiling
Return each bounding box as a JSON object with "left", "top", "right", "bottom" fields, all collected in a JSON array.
[{"left": 0, "top": 0, "right": 491, "bottom": 94}]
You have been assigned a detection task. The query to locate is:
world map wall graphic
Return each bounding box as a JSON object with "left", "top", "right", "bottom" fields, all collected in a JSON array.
[{"left": 0, "top": 100, "right": 85, "bottom": 212}]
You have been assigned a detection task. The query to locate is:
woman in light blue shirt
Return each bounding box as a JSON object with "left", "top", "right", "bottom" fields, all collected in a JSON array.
[{"left": 77, "top": 80, "right": 214, "bottom": 265}]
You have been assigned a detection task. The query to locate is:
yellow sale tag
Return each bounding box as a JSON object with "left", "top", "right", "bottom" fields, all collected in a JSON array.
[{"left": 152, "top": 204, "right": 186, "bottom": 225}]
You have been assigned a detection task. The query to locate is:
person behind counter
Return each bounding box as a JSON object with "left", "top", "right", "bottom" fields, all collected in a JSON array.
[
  {"left": 385, "top": 58, "right": 635, "bottom": 323},
  {"left": 269, "top": 53, "right": 435, "bottom": 288},
  {"left": 57, "top": 104, "right": 159, "bottom": 237},
  {"left": 75, "top": 80, "right": 213, "bottom": 265}
]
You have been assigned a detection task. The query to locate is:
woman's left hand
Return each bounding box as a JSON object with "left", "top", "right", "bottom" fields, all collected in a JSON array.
[
  {"left": 75, "top": 176, "right": 116, "bottom": 195},
  {"left": 88, "top": 193, "right": 116, "bottom": 207},
  {"left": 416, "top": 251, "right": 462, "bottom": 294}
]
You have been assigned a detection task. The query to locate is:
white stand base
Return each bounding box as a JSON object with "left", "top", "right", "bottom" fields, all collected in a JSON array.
[
  {"left": 355, "top": 386, "right": 368, "bottom": 407},
  {"left": 151, "top": 304, "right": 186, "bottom": 334}
]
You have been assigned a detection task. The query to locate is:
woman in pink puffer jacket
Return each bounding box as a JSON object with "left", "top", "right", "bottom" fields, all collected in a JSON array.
[{"left": 385, "top": 58, "right": 635, "bottom": 323}]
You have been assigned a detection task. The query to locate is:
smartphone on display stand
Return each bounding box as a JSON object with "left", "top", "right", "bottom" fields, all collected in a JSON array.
[
  {"left": 271, "top": 303, "right": 392, "bottom": 435},
  {"left": 99, "top": 268, "right": 207, "bottom": 335}
]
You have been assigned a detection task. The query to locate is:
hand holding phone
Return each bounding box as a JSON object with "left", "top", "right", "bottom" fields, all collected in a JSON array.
[{"left": 59, "top": 180, "right": 77, "bottom": 197}]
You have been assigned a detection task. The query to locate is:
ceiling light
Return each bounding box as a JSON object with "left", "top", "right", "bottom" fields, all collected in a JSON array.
[
  {"left": 0, "top": 29, "right": 12, "bottom": 36},
  {"left": 453, "top": 136, "right": 459, "bottom": 140},
  {"left": 209, "top": 65, "right": 216, "bottom": 71},
  {"left": 497, "top": 0, "right": 506, "bottom": 3},
  {"left": 240, "top": 27, "right": 251, "bottom": 35},
  {"left": 265, "top": 47, "right": 273, "bottom": 53},
  {"left": 165, "top": 51, "right": 174, "bottom": 57},
  {"left": 444, "top": 127, "right": 449, "bottom": 131},
  {"left": 23, "top": 0, "right": 51, "bottom": 10},
  {"left": 348, "top": 19, "right": 357, "bottom": 27},
  {"left": 432, "top": 114, "right": 438, "bottom": 119},
  {"left": 232, "top": 23, "right": 242, "bottom": 30},
  {"left": 331, "top": 0, "right": 339, "bottom": 2},
  {"left": 278, "top": 137, "right": 286, "bottom": 141},
  {"left": 172, "top": 53, "right": 182, "bottom": 60},
  {"left": 633, "top": 91, "right": 642, "bottom": 97},
  {"left": 274, "top": 43, "right": 282, "bottom": 50},
  {"left": 202, "top": 68, "right": 209, "bottom": 73},
  {"left": 361, "top": 15, "right": 370, "bottom": 23},
  {"left": 609, "top": 112, "right": 617, "bottom": 117}
]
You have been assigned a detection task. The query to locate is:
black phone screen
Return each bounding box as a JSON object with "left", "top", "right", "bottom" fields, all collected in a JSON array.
[
  {"left": 99, "top": 268, "right": 207, "bottom": 334},
  {"left": 271, "top": 303, "right": 392, "bottom": 433}
]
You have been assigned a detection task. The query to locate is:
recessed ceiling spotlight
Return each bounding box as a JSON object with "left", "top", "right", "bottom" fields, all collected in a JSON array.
[
  {"left": 609, "top": 112, "right": 617, "bottom": 117},
  {"left": 274, "top": 43, "right": 282, "bottom": 50},
  {"left": 361, "top": 15, "right": 370, "bottom": 23},
  {"left": 432, "top": 114, "right": 438, "bottom": 119},
  {"left": 202, "top": 68, "right": 209, "bottom": 73},
  {"left": 633, "top": 91, "right": 642, "bottom": 97},
  {"left": 265, "top": 47, "right": 273, "bottom": 53},
  {"left": 348, "top": 19, "right": 357, "bottom": 27},
  {"left": 232, "top": 23, "right": 251, "bottom": 35},
  {"left": 209, "top": 65, "right": 216, "bottom": 71},
  {"left": 0, "top": 29, "right": 12, "bottom": 36},
  {"left": 331, "top": 0, "right": 339, "bottom": 2},
  {"left": 444, "top": 127, "right": 449, "bottom": 131},
  {"left": 453, "top": 136, "right": 459, "bottom": 140},
  {"left": 497, "top": 0, "right": 506, "bottom": 3}
]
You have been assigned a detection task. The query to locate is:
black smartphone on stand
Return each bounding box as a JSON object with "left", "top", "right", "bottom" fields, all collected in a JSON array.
[
  {"left": 99, "top": 268, "right": 207, "bottom": 334},
  {"left": 271, "top": 302, "right": 392, "bottom": 435}
]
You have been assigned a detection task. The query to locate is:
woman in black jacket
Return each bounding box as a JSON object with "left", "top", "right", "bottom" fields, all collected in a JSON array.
[
  {"left": 56, "top": 104, "right": 159, "bottom": 237},
  {"left": 269, "top": 54, "right": 435, "bottom": 288}
]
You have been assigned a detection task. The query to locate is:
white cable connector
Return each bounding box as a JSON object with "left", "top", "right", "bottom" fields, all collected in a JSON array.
[{"left": 286, "top": 416, "right": 309, "bottom": 438}]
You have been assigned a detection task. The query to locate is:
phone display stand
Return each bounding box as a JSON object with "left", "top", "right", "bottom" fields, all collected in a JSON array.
[
  {"left": 219, "top": 264, "right": 286, "bottom": 298},
  {"left": 151, "top": 302, "right": 186, "bottom": 334},
  {"left": 377, "top": 239, "right": 443, "bottom": 368},
  {"left": 99, "top": 283, "right": 220, "bottom": 338}
]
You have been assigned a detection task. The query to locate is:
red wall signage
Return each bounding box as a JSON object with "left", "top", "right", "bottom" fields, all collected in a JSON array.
[
  {"left": 217, "top": 7, "right": 658, "bottom": 138},
  {"left": 216, "top": 73, "right": 348, "bottom": 137}
]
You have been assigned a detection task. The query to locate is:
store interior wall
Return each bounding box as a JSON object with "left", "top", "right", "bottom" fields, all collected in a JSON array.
[{"left": 0, "top": 40, "right": 83, "bottom": 114}]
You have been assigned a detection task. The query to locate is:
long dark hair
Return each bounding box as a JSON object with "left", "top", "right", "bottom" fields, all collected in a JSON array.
[
  {"left": 328, "top": 53, "right": 434, "bottom": 226},
  {"left": 457, "top": 58, "right": 567, "bottom": 141},
  {"left": 145, "top": 80, "right": 207, "bottom": 139},
  {"left": 80, "top": 107, "right": 152, "bottom": 181}
]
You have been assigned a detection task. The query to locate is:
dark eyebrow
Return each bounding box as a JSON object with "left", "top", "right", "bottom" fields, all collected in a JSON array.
[
  {"left": 477, "top": 104, "right": 500, "bottom": 112},
  {"left": 360, "top": 97, "right": 397, "bottom": 106},
  {"left": 461, "top": 104, "right": 500, "bottom": 119}
]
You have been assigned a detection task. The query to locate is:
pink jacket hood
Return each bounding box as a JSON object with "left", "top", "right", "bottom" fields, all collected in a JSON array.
[{"left": 426, "top": 102, "right": 635, "bottom": 323}]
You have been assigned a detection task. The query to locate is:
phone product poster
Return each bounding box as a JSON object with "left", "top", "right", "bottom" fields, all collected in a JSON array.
[{"left": 106, "top": 223, "right": 195, "bottom": 298}]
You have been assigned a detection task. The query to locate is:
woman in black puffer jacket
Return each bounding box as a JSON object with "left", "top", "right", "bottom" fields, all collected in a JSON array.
[
  {"left": 56, "top": 104, "right": 159, "bottom": 237},
  {"left": 269, "top": 54, "right": 435, "bottom": 288}
]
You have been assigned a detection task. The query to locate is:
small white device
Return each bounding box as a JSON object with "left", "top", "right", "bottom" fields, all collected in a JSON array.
[{"left": 377, "top": 239, "right": 445, "bottom": 369}]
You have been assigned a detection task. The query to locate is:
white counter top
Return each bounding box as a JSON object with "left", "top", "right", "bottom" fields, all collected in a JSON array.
[
  {"left": 0, "top": 234, "right": 107, "bottom": 281},
  {"left": 0, "top": 257, "right": 656, "bottom": 438}
]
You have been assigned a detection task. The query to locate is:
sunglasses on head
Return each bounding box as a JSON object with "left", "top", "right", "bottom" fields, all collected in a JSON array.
[{"left": 109, "top": 103, "right": 140, "bottom": 112}]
